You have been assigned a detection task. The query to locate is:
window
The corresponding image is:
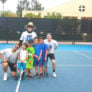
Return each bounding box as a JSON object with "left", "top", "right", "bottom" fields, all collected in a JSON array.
[{"left": 79, "top": 5, "right": 86, "bottom": 12}]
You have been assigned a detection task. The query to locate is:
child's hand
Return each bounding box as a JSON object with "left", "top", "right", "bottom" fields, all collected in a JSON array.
[
  {"left": 3, "top": 58, "right": 7, "bottom": 63},
  {"left": 54, "top": 47, "right": 57, "bottom": 50},
  {"left": 14, "top": 64, "right": 17, "bottom": 68},
  {"left": 38, "top": 57, "right": 40, "bottom": 61},
  {"left": 34, "top": 55, "right": 38, "bottom": 59},
  {"left": 29, "top": 61, "right": 32, "bottom": 64},
  {"left": 44, "top": 57, "right": 47, "bottom": 61},
  {"left": 20, "top": 60, "right": 24, "bottom": 63}
]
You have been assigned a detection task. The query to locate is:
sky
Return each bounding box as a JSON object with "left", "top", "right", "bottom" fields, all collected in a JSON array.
[{"left": 0, "top": 0, "right": 71, "bottom": 13}]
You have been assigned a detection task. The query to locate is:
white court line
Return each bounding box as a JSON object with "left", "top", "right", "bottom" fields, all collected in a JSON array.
[
  {"left": 73, "top": 51, "right": 92, "bottom": 60},
  {"left": 15, "top": 71, "right": 23, "bottom": 92},
  {"left": 55, "top": 50, "right": 70, "bottom": 52},
  {"left": 48, "top": 65, "right": 92, "bottom": 67}
]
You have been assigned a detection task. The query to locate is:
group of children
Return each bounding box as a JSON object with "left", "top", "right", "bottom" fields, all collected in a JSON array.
[{"left": 17, "top": 37, "right": 48, "bottom": 79}]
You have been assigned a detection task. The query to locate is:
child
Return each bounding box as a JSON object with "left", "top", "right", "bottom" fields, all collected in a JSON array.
[
  {"left": 26, "top": 41, "right": 35, "bottom": 79},
  {"left": 39, "top": 37, "right": 49, "bottom": 77},
  {"left": 33, "top": 37, "right": 43, "bottom": 79},
  {"left": 44, "top": 33, "right": 58, "bottom": 78},
  {"left": 17, "top": 42, "right": 28, "bottom": 79}
]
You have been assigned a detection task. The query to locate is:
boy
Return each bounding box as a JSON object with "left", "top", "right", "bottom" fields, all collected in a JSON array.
[
  {"left": 18, "top": 42, "right": 28, "bottom": 79},
  {"left": 44, "top": 33, "right": 58, "bottom": 78},
  {"left": 33, "top": 37, "right": 43, "bottom": 79},
  {"left": 26, "top": 41, "right": 35, "bottom": 79},
  {"left": 39, "top": 37, "right": 49, "bottom": 77}
]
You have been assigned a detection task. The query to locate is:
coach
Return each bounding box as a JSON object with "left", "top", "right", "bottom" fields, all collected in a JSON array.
[
  {"left": 19, "top": 22, "right": 37, "bottom": 46},
  {"left": 0, "top": 44, "right": 19, "bottom": 80}
]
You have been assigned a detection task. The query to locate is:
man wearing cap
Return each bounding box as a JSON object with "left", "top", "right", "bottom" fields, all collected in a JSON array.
[{"left": 19, "top": 22, "right": 37, "bottom": 46}]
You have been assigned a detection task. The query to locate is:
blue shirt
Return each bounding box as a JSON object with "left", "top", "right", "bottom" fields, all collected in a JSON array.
[
  {"left": 33, "top": 44, "right": 42, "bottom": 56},
  {"left": 40, "top": 43, "right": 48, "bottom": 57}
]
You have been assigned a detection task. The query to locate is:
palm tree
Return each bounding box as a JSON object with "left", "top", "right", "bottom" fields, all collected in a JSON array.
[{"left": 0, "top": 0, "right": 7, "bottom": 12}]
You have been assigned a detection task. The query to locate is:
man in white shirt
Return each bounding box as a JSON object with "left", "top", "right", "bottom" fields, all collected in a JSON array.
[
  {"left": 44, "top": 33, "right": 58, "bottom": 78},
  {"left": 19, "top": 22, "right": 37, "bottom": 46},
  {"left": 0, "top": 44, "right": 20, "bottom": 80}
]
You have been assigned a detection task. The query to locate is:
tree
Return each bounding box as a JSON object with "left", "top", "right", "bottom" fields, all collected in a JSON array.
[
  {"left": 1, "top": 11, "right": 18, "bottom": 17},
  {"left": 16, "top": 0, "right": 31, "bottom": 17},
  {"left": 24, "top": 12, "right": 41, "bottom": 18},
  {"left": 31, "top": 0, "right": 44, "bottom": 10},
  {"left": 44, "top": 12, "right": 62, "bottom": 19},
  {"left": 0, "top": 0, "right": 7, "bottom": 13},
  {"left": 16, "top": 0, "right": 44, "bottom": 17}
]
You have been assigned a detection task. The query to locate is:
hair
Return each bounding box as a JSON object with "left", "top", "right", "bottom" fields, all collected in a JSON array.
[
  {"left": 47, "top": 33, "right": 52, "bottom": 38},
  {"left": 39, "top": 37, "right": 43, "bottom": 40},
  {"left": 22, "top": 42, "right": 28, "bottom": 48},
  {"left": 34, "top": 37, "right": 39, "bottom": 40},
  {"left": 47, "top": 33, "right": 52, "bottom": 36},
  {"left": 28, "top": 40, "right": 33, "bottom": 44}
]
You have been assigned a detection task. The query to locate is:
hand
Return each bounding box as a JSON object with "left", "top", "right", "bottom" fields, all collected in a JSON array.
[
  {"left": 20, "top": 60, "right": 24, "bottom": 63},
  {"left": 38, "top": 57, "right": 40, "bottom": 61},
  {"left": 34, "top": 55, "right": 38, "bottom": 59},
  {"left": 44, "top": 57, "right": 47, "bottom": 61},
  {"left": 14, "top": 64, "right": 17, "bottom": 68},
  {"left": 54, "top": 47, "right": 57, "bottom": 50},
  {"left": 3, "top": 58, "right": 7, "bottom": 63},
  {"left": 0, "top": 54, "right": 2, "bottom": 58},
  {"left": 29, "top": 61, "right": 32, "bottom": 64}
]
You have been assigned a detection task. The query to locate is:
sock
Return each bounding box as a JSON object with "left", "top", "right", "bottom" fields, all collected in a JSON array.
[
  {"left": 53, "top": 70, "right": 55, "bottom": 72},
  {"left": 4, "top": 72, "right": 7, "bottom": 76}
]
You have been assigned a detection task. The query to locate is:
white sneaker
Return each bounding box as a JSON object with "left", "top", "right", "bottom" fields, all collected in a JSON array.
[
  {"left": 53, "top": 72, "right": 56, "bottom": 78},
  {"left": 3, "top": 74, "right": 8, "bottom": 80}
]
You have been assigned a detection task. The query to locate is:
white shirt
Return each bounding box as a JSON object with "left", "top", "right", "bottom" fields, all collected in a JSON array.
[
  {"left": 19, "top": 50, "right": 28, "bottom": 63},
  {"left": 0, "top": 48, "right": 19, "bottom": 63},
  {"left": 0, "top": 48, "right": 13, "bottom": 59},
  {"left": 44, "top": 39, "right": 58, "bottom": 54},
  {"left": 20, "top": 31, "right": 37, "bottom": 43}
]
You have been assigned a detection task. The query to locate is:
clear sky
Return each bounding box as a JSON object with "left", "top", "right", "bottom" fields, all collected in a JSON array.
[{"left": 0, "top": 0, "right": 71, "bottom": 13}]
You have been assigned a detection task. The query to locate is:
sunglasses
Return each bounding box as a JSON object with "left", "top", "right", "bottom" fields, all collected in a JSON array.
[{"left": 28, "top": 25, "right": 33, "bottom": 28}]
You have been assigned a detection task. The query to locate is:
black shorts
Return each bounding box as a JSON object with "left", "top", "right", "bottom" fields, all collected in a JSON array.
[
  {"left": 8, "top": 62, "right": 17, "bottom": 72},
  {"left": 47, "top": 54, "right": 55, "bottom": 60}
]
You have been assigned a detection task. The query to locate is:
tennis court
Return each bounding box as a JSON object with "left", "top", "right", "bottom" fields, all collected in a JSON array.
[{"left": 0, "top": 43, "right": 92, "bottom": 92}]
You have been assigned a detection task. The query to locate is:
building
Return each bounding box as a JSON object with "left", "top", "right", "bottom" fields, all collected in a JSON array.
[{"left": 22, "top": 0, "right": 92, "bottom": 19}]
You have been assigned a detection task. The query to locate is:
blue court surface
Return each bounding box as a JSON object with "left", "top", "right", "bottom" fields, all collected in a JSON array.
[{"left": 0, "top": 43, "right": 92, "bottom": 92}]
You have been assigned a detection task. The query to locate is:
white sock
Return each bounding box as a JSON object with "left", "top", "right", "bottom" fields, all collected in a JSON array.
[{"left": 4, "top": 72, "right": 7, "bottom": 76}]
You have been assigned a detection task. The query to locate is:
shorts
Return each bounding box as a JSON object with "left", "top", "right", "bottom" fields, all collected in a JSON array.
[
  {"left": 47, "top": 54, "right": 55, "bottom": 60},
  {"left": 8, "top": 62, "right": 17, "bottom": 72},
  {"left": 34, "top": 57, "right": 43, "bottom": 67},
  {"left": 17, "top": 62, "right": 26, "bottom": 69},
  {"left": 42, "top": 56, "right": 48, "bottom": 66},
  {"left": 26, "top": 61, "right": 34, "bottom": 69}
]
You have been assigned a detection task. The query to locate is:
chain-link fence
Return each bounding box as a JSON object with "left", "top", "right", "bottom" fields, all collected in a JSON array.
[{"left": 0, "top": 17, "right": 92, "bottom": 42}]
